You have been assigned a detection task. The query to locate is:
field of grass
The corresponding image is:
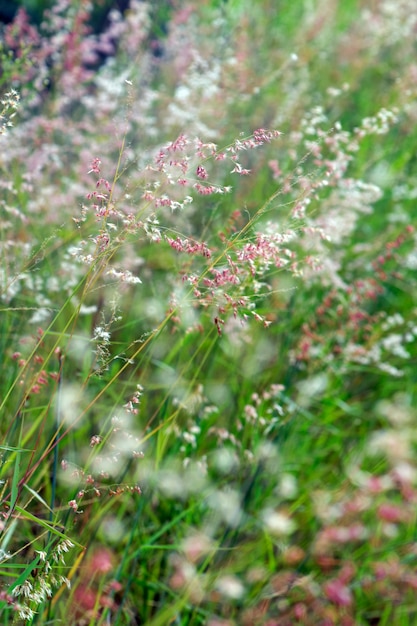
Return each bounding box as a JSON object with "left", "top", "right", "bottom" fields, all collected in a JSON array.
[{"left": 1, "top": 0, "right": 417, "bottom": 624}]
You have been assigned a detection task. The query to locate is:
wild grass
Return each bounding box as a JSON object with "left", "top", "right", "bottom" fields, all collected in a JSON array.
[{"left": 1, "top": 0, "right": 417, "bottom": 624}]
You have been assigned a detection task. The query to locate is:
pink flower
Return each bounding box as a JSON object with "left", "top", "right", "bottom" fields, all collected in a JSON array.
[
  {"left": 88, "top": 158, "right": 101, "bottom": 174},
  {"left": 293, "top": 602, "right": 307, "bottom": 620},
  {"left": 196, "top": 165, "right": 208, "bottom": 179},
  {"left": 90, "top": 547, "right": 114, "bottom": 574},
  {"left": 377, "top": 503, "right": 405, "bottom": 523},
  {"left": 324, "top": 578, "right": 353, "bottom": 606}
]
